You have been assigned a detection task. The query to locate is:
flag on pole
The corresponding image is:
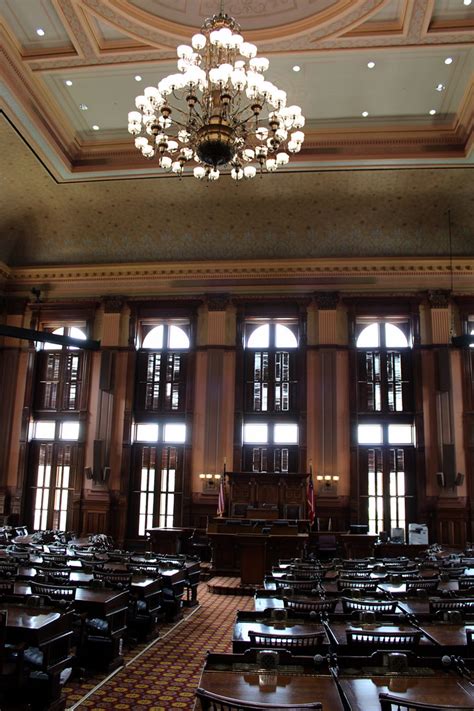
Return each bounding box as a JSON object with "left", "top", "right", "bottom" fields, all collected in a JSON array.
[
  {"left": 306, "top": 464, "right": 315, "bottom": 527},
  {"left": 217, "top": 459, "right": 226, "bottom": 517}
]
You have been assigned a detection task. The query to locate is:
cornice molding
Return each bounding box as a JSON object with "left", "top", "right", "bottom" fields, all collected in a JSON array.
[{"left": 3, "top": 257, "right": 473, "bottom": 299}]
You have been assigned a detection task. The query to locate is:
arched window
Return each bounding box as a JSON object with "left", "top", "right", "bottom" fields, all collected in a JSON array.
[
  {"left": 240, "top": 319, "right": 301, "bottom": 473},
  {"left": 132, "top": 321, "right": 191, "bottom": 535},
  {"left": 28, "top": 323, "right": 89, "bottom": 531},
  {"left": 354, "top": 318, "right": 415, "bottom": 537}
]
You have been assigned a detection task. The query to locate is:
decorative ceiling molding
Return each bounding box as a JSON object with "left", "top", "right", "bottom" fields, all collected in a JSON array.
[{"left": 2, "top": 258, "right": 473, "bottom": 300}]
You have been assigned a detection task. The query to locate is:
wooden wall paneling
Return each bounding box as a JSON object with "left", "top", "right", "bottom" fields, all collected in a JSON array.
[
  {"left": 435, "top": 501, "right": 469, "bottom": 547},
  {"left": 81, "top": 490, "right": 110, "bottom": 535}
]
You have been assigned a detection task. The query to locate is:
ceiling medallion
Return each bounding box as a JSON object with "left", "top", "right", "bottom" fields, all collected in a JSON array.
[{"left": 127, "top": 3, "right": 305, "bottom": 181}]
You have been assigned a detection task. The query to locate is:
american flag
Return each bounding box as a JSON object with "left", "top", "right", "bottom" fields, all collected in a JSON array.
[
  {"left": 307, "top": 465, "right": 315, "bottom": 527},
  {"left": 217, "top": 457, "right": 226, "bottom": 516},
  {"left": 217, "top": 469, "right": 226, "bottom": 517}
]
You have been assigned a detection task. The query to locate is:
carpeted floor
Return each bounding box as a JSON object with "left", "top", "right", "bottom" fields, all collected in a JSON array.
[{"left": 66, "top": 581, "right": 254, "bottom": 710}]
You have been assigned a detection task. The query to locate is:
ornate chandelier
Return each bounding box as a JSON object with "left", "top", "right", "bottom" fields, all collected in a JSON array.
[{"left": 127, "top": 5, "right": 305, "bottom": 181}]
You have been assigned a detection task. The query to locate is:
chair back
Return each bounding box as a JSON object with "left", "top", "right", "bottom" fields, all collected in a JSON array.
[
  {"left": 275, "top": 579, "right": 321, "bottom": 593},
  {"left": 337, "top": 579, "right": 378, "bottom": 592},
  {"left": 0, "top": 562, "right": 18, "bottom": 576},
  {"left": 429, "top": 598, "right": 474, "bottom": 614},
  {"left": 379, "top": 691, "right": 474, "bottom": 710},
  {"left": 341, "top": 597, "right": 397, "bottom": 614},
  {"left": 347, "top": 629, "right": 421, "bottom": 649},
  {"left": 458, "top": 577, "right": 474, "bottom": 591},
  {"left": 284, "top": 597, "right": 337, "bottom": 614},
  {"left": 196, "top": 687, "right": 322, "bottom": 710},
  {"left": 31, "top": 581, "right": 76, "bottom": 602},
  {"left": 94, "top": 570, "right": 132, "bottom": 588},
  {"left": 0, "top": 579, "right": 14, "bottom": 595},
  {"left": 405, "top": 578, "right": 439, "bottom": 592},
  {"left": 248, "top": 630, "right": 326, "bottom": 651},
  {"left": 340, "top": 570, "right": 375, "bottom": 580}
]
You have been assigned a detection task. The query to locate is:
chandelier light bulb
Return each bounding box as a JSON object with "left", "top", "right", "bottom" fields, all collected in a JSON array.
[
  {"left": 127, "top": 6, "right": 305, "bottom": 180},
  {"left": 192, "top": 33, "right": 206, "bottom": 49}
]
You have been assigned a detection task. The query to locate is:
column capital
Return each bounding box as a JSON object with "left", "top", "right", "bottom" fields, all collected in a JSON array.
[
  {"left": 427, "top": 290, "right": 451, "bottom": 309},
  {"left": 314, "top": 292, "right": 339, "bottom": 310},
  {"left": 206, "top": 294, "right": 231, "bottom": 312},
  {"left": 101, "top": 296, "right": 127, "bottom": 314}
]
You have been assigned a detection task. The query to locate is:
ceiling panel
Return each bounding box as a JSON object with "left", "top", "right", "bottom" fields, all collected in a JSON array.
[{"left": 0, "top": 0, "right": 73, "bottom": 49}]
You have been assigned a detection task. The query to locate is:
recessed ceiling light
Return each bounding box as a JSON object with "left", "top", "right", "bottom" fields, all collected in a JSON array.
[
  {"left": 65, "top": 80, "right": 73, "bottom": 87},
  {"left": 463, "top": 0, "right": 471, "bottom": 6},
  {"left": 36, "top": 28, "right": 45, "bottom": 36},
  {"left": 367, "top": 61, "right": 375, "bottom": 69},
  {"left": 92, "top": 125, "right": 100, "bottom": 131},
  {"left": 292, "top": 65, "right": 301, "bottom": 73},
  {"left": 429, "top": 109, "right": 437, "bottom": 115},
  {"left": 435, "top": 83, "right": 445, "bottom": 92},
  {"left": 362, "top": 111, "right": 369, "bottom": 117},
  {"left": 444, "top": 57, "right": 453, "bottom": 65},
  {"left": 134, "top": 75, "right": 142, "bottom": 81},
  {"left": 79, "top": 104, "right": 88, "bottom": 111}
]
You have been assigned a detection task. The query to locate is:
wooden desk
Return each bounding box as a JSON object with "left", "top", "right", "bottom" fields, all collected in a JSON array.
[
  {"left": 339, "top": 673, "right": 474, "bottom": 711},
  {"left": 4, "top": 603, "right": 73, "bottom": 711},
  {"left": 198, "top": 650, "right": 344, "bottom": 710},
  {"left": 418, "top": 622, "right": 474, "bottom": 653},
  {"left": 375, "top": 543, "right": 430, "bottom": 558},
  {"left": 340, "top": 534, "right": 378, "bottom": 559},
  {"left": 146, "top": 527, "right": 195, "bottom": 555},
  {"left": 208, "top": 531, "right": 308, "bottom": 584}
]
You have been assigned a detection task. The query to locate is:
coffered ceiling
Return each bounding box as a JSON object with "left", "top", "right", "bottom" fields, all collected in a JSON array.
[
  {"left": 0, "top": 0, "right": 473, "bottom": 276},
  {"left": 1, "top": 0, "right": 473, "bottom": 180}
]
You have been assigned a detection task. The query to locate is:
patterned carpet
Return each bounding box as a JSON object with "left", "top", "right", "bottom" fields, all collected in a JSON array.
[{"left": 66, "top": 581, "right": 254, "bottom": 710}]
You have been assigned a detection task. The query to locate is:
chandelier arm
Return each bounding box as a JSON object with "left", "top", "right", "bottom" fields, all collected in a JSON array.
[
  {"left": 230, "top": 110, "right": 265, "bottom": 131},
  {"left": 161, "top": 100, "right": 204, "bottom": 129}
]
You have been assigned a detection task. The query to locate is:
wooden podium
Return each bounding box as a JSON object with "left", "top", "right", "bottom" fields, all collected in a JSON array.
[{"left": 207, "top": 520, "right": 309, "bottom": 584}]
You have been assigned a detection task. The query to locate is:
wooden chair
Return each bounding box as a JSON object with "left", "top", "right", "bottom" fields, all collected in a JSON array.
[
  {"left": 405, "top": 578, "right": 439, "bottom": 592},
  {"left": 340, "top": 570, "right": 376, "bottom": 580},
  {"left": 42, "top": 553, "right": 68, "bottom": 566},
  {"left": 458, "top": 577, "right": 474, "bottom": 591},
  {"left": 347, "top": 630, "right": 421, "bottom": 649},
  {"left": 280, "top": 571, "right": 322, "bottom": 582},
  {"left": 284, "top": 597, "right": 337, "bottom": 614},
  {"left": 0, "top": 580, "right": 15, "bottom": 596},
  {"left": 196, "top": 687, "right": 322, "bottom": 710},
  {"left": 429, "top": 598, "right": 474, "bottom": 615},
  {"left": 93, "top": 570, "right": 132, "bottom": 588},
  {"left": 341, "top": 560, "right": 370, "bottom": 569},
  {"left": 275, "top": 580, "right": 321, "bottom": 593},
  {"left": 247, "top": 630, "right": 326, "bottom": 652},
  {"left": 0, "top": 562, "right": 18, "bottom": 577},
  {"left": 127, "top": 563, "right": 162, "bottom": 578},
  {"left": 379, "top": 692, "right": 474, "bottom": 710},
  {"left": 337, "top": 579, "right": 378, "bottom": 592},
  {"left": 341, "top": 597, "right": 397, "bottom": 614},
  {"left": 31, "top": 581, "right": 76, "bottom": 602}
]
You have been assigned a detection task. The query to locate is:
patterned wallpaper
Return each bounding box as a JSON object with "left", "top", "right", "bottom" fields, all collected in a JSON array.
[{"left": 1, "top": 117, "right": 473, "bottom": 267}]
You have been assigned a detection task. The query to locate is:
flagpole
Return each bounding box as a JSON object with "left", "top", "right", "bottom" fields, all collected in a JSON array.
[{"left": 217, "top": 457, "right": 226, "bottom": 518}]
